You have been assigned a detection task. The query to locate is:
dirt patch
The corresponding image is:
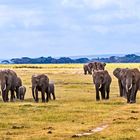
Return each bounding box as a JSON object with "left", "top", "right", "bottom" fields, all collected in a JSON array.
[{"left": 72, "top": 124, "right": 108, "bottom": 138}]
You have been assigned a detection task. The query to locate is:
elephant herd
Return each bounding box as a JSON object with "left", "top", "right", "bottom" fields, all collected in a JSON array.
[
  {"left": 83, "top": 62, "right": 140, "bottom": 103},
  {"left": 0, "top": 63, "right": 140, "bottom": 104},
  {"left": 0, "top": 69, "right": 55, "bottom": 102}
]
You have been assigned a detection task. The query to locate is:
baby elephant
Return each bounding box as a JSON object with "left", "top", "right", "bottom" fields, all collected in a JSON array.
[
  {"left": 48, "top": 83, "right": 56, "bottom": 100},
  {"left": 18, "top": 86, "right": 26, "bottom": 100}
]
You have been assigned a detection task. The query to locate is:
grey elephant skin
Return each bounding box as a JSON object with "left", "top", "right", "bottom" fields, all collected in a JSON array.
[
  {"left": 18, "top": 86, "right": 26, "bottom": 100},
  {"left": 15, "top": 77, "right": 22, "bottom": 99},
  {"left": 88, "top": 62, "right": 106, "bottom": 73},
  {"left": 83, "top": 64, "right": 92, "bottom": 75},
  {"left": 124, "top": 68, "right": 140, "bottom": 103},
  {"left": 93, "top": 70, "right": 112, "bottom": 101},
  {"left": 31, "top": 74, "right": 49, "bottom": 102},
  {"left": 48, "top": 82, "right": 56, "bottom": 100},
  {"left": 0, "top": 69, "right": 18, "bottom": 102},
  {"left": 113, "top": 68, "right": 128, "bottom": 98}
]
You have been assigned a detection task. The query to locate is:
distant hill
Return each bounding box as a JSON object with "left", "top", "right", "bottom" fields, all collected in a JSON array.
[
  {"left": 70, "top": 54, "right": 125, "bottom": 59},
  {"left": 1, "top": 54, "right": 140, "bottom": 64}
]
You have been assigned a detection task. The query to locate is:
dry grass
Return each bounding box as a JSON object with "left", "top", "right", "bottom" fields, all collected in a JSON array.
[{"left": 0, "top": 63, "right": 140, "bottom": 140}]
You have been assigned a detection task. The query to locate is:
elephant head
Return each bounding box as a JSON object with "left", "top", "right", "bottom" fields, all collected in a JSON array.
[
  {"left": 88, "top": 62, "right": 106, "bottom": 72},
  {"left": 96, "top": 62, "right": 106, "bottom": 71},
  {"left": 93, "top": 70, "right": 105, "bottom": 88}
]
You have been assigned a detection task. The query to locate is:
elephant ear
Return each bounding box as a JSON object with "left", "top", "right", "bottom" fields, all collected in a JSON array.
[
  {"left": 132, "top": 71, "right": 136, "bottom": 84},
  {"left": 88, "top": 63, "right": 93, "bottom": 69},
  {"left": 113, "top": 68, "right": 121, "bottom": 79},
  {"left": 92, "top": 70, "right": 97, "bottom": 77},
  {"left": 102, "top": 63, "right": 106, "bottom": 67}
]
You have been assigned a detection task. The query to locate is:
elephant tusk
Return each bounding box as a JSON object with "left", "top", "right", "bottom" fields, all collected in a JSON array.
[
  {"left": 126, "top": 85, "right": 128, "bottom": 92},
  {"left": 129, "top": 84, "right": 132, "bottom": 90},
  {"left": 3, "top": 84, "right": 6, "bottom": 91},
  {"left": 99, "top": 84, "right": 102, "bottom": 89}
]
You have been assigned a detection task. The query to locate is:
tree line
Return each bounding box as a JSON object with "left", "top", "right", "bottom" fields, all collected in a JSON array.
[{"left": 1, "top": 54, "right": 140, "bottom": 64}]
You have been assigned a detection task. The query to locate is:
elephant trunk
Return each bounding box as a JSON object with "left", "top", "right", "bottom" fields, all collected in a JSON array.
[
  {"left": 126, "top": 83, "right": 132, "bottom": 93},
  {"left": 3, "top": 84, "right": 6, "bottom": 91},
  {"left": 32, "top": 86, "right": 36, "bottom": 100}
]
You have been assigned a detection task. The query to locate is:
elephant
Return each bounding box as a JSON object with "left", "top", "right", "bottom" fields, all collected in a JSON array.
[
  {"left": 113, "top": 68, "right": 129, "bottom": 97},
  {"left": 15, "top": 77, "right": 22, "bottom": 99},
  {"left": 0, "top": 69, "right": 18, "bottom": 102},
  {"left": 88, "top": 62, "right": 106, "bottom": 73},
  {"left": 31, "top": 74, "right": 49, "bottom": 102},
  {"left": 48, "top": 82, "right": 56, "bottom": 100},
  {"left": 123, "top": 68, "right": 140, "bottom": 103},
  {"left": 83, "top": 64, "right": 92, "bottom": 75},
  {"left": 92, "top": 70, "right": 112, "bottom": 101},
  {"left": 18, "top": 86, "right": 26, "bottom": 100}
]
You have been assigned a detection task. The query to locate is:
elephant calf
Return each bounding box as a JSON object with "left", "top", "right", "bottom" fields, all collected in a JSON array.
[
  {"left": 18, "top": 86, "right": 26, "bottom": 100},
  {"left": 93, "top": 70, "right": 112, "bottom": 101},
  {"left": 48, "top": 82, "right": 56, "bottom": 100}
]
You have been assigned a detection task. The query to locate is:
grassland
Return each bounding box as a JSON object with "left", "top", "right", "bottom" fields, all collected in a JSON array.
[{"left": 0, "top": 63, "right": 140, "bottom": 140}]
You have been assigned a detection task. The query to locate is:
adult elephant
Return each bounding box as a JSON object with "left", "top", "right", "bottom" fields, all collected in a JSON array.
[
  {"left": 83, "top": 63, "right": 92, "bottom": 75},
  {"left": 0, "top": 69, "right": 18, "bottom": 102},
  {"left": 124, "top": 68, "right": 140, "bottom": 103},
  {"left": 31, "top": 74, "right": 49, "bottom": 102},
  {"left": 88, "top": 62, "right": 106, "bottom": 73},
  {"left": 92, "top": 70, "right": 112, "bottom": 101},
  {"left": 113, "top": 68, "right": 128, "bottom": 97}
]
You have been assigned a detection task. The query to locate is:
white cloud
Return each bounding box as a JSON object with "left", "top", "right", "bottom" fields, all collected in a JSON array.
[{"left": 0, "top": 5, "right": 45, "bottom": 29}]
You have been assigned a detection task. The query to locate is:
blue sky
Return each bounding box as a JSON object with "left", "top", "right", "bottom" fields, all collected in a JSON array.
[{"left": 0, "top": 0, "right": 140, "bottom": 58}]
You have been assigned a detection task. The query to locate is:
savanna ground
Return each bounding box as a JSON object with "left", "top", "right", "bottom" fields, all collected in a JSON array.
[{"left": 0, "top": 64, "right": 140, "bottom": 140}]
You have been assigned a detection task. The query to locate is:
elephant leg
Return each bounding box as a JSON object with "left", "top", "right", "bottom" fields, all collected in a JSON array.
[
  {"left": 118, "top": 81, "right": 123, "bottom": 97},
  {"left": 46, "top": 87, "right": 49, "bottom": 102},
  {"left": 2, "top": 90, "right": 7, "bottom": 102},
  {"left": 35, "top": 88, "right": 39, "bottom": 102},
  {"left": 126, "top": 92, "right": 130, "bottom": 103},
  {"left": 52, "top": 92, "right": 56, "bottom": 100},
  {"left": 133, "top": 91, "right": 137, "bottom": 103},
  {"left": 46, "top": 92, "right": 49, "bottom": 102},
  {"left": 48, "top": 92, "right": 51, "bottom": 100},
  {"left": 10, "top": 90, "right": 15, "bottom": 102},
  {"left": 84, "top": 70, "right": 87, "bottom": 75},
  {"left": 100, "top": 86, "right": 105, "bottom": 100},
  {"left": 41, "top": 90, "right": 45, "bottom": 103},
  {"left": 130, "top": 88, "right": 137, "bottom": 104},
  {"left": 106, "top": 86, "right": 110, "bottom": 99},
  {"left": 95, "top": 86, "right": 100, "bottom": 101},
  {"left": 122, "top": 87, "right": 127, "bottom": 99},
  {"left": 15, "top": 87, "right": 19, "bottom": 99}
]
